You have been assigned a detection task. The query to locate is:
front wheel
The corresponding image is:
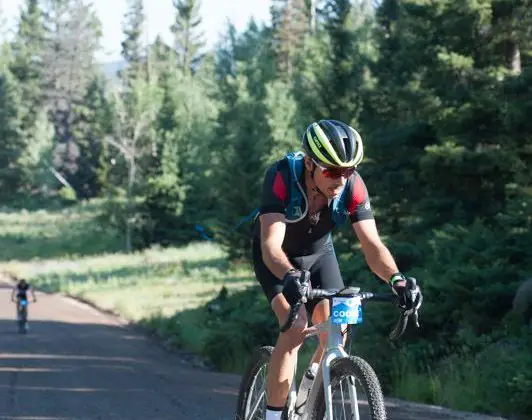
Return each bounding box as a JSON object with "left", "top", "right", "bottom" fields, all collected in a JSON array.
[
  {"left": 309, "top": 356, "right": 386, "bottom": 420},
  {"left": 17, "top": 305, "right": 28, "bottom": 334},
  {"left": 236, "top": 346, "right": 272, "bottom": 420}
]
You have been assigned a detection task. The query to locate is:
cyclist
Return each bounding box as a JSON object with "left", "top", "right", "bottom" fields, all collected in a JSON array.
[
  {"left": 11, "top": 278, "right": 37, "bottom": 319},
  {"left": 252, "top": 119, "right": 421, "bottom": 420}
]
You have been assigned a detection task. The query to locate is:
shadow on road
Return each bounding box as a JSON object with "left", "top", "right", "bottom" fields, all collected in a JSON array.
[
  {"left": 0, "top": 319, "right": 240, "bottom": 420},
  {"left": 0, "top": 309, "right": 506, "bottom": 420}
]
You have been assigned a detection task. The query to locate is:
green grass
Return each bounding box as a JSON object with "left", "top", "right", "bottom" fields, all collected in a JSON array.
[
  {"left": 0, "top": 200, "right": 319, "bottom": 375},
  {"left": 0, "top": 199, "right": 123, "bottom": 261},
  {"left": 17, "top": 242, "right": 252, "bottom": 318},
  {"left": 2, "top": 240, "right": 256, "bottom": 363},
  {"left": 389, "top": 336, "right": 532, "bottom": 418},
  {"left": 0, "top": 200, "right": 255, "bottom": 369},
  {"left": 391, "top": 350, "right": 487, "bottom": 412}
]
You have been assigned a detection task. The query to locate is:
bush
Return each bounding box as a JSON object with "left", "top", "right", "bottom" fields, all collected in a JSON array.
[
  {"left": 57, "top": 186, "right": 77, "bottom": 203},
  {"left": 95, "top": 192, "right": 151, "bottom": 250},
  {"left": 476, "top": 332, "right": 532, "bottom": 417},
  {"left": 202, "top": 286, "right": 277, "bottom": 372}
]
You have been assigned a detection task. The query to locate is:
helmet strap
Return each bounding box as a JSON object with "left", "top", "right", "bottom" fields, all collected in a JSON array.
[{"left": 308, "top": 164, "right": 328, "bottom": 199}]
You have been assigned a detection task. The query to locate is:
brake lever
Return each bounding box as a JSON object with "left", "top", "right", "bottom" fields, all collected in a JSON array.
[
  {"left": 412, "top": 309, "right": 420, "bottom": 328},
  {"left": 389, "top": 289, "right": 422, "bottom": 340},
  {"left": 411, "top": 283, "right": 423, "bottom": 328}
]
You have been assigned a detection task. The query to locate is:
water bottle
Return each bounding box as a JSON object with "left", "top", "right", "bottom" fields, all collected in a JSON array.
[{"left": 294, "top": 362, "right": 319, "bottom": 414}]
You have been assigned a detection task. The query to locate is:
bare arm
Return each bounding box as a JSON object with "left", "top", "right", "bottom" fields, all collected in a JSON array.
[
  {"left": 353, "top": 219, "right": 400, "bottom": 284},
  {"left": 10, "top": 287, "right": 16, "bottom": 301},
  {"left": 260, "top": 213, "right": 294, "bottom": 281},
  {"left": 30, "top": 287, "right": 37, "bottom": 302}
]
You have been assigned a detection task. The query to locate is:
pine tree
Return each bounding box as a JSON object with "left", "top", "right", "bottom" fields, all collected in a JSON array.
[
  {"left": 149, "top": 35, "right": 175, "bottom": 80},
  {"left": 70, "top": 75, "right": 112, "bottom": 198},
  {"left": 0, "top": 69, "right": 25, "bottom": 199},
  {"left": 171, "top": 0, "right": 205, "bottom": 75},
  {"left": 212, "top": 24, "right": 277, "bottom": 258},
  {"left": 41, "top": 0, "right": 103, "bottom": 195},
  {"left": 270, "top": 0, "right": 309, "bottom": 76},
  {"left": 9, "top": 0, "right": 45, "bottom": 127},
  {"left": 17, "top": 108, "right": 56, "bottom": 193},
  {"left": 121, "top": 0, "right": 146, "bottom": 81},
  {"left": 144, "top": 61, "right": 218, "bottom": 245},
  {"left": 322, "top": 0, "right": 369, "bottom": 124},
  {"left": 264, "top": 79, "right": 299, "bottom": 163}
]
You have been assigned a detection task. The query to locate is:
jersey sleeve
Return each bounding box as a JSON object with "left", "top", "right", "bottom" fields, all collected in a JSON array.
[
  {"left": 347, "top": 172, "right": 374, "bottom": 223},
  {"left": 259, "top": 161, "right": 289, "bottom": 216}
]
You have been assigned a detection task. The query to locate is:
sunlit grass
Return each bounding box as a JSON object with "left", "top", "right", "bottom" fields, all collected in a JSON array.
[
  {"left": 0, "top": 199, "right": 123, "bottom": 261},
  {"left": 0, "top": 201, "right": 255, "bottom": 360},
  {"left": 3, "top": 239, "right": 254, "bottom": 323}
]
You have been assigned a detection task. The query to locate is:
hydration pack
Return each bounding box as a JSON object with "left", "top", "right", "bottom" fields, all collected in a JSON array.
[
  {"left": 284, "top": 151, "right": 350, "bottom": 226},
  {"left": 244, "top": 152, "right": 352, "bottom": 231}
]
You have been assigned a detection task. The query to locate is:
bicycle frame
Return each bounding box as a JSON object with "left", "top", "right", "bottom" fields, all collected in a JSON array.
[
  {"left": 17, "top": 299, "right": 28, "bottom": 318},
  {"left": 292, "top": 316, "right": 358, "bottom": 420}
]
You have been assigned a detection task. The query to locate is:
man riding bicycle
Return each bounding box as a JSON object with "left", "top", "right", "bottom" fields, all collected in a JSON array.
[
  {"left": 252, "top": 119, "right": 421, "bottom": 420},
  {"left": 11, "top": 278, "right": 37, "bottom": 318}
]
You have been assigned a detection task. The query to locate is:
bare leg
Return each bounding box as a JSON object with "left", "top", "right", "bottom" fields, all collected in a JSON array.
[{"left": 267, "top": 294, "right": 309, "bottom": 408}]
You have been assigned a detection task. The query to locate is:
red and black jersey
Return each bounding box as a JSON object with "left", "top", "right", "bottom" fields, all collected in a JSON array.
[{"left": 254, "top": 157, "right": 374, "bottom": 257}]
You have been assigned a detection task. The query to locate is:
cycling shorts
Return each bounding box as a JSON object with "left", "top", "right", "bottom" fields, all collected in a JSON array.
[{"left": 252, "top": 237, "right": 345, "bottom": 316}]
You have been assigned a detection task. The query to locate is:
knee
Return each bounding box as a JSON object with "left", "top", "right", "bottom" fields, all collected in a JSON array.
[{"left": 279, "top": 314, "right": 308, "bottom": 350}]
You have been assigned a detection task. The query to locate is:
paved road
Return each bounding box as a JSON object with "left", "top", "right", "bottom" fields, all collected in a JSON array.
[{"left": 0, "top": 282, "right": 506, "bottom": 420}]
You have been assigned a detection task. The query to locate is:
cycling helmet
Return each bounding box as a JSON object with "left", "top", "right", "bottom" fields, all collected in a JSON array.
[{"left": 302, "top": 119, "right": 364, "bottom": 168}]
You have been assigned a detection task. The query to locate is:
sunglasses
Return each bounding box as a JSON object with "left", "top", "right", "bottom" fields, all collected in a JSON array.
[{"left": 312, "top": 160, "right": 356, "bottom": 179}]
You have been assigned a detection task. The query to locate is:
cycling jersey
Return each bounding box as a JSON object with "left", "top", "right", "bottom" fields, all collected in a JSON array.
[
  {"left": 253, "top": 155, "right": 375, "bottom": 308},
  {"left": 253, "top": 156, "right": 374, "bottom": 257},
  {"left": 16, "top": 283, "right": 30, "bottom": 300}
]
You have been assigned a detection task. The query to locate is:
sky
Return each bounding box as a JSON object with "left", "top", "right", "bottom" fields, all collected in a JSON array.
[{"left": 1, "top": 0, "right": 272, "bottom": 62}]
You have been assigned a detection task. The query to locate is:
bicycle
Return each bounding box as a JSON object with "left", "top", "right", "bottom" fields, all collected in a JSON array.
[
  {"left": 235, "top": 278, "right": 422, "bottom": 420},
  {"left": 15, "top": 297, "right": 31, "bottom": 334}
]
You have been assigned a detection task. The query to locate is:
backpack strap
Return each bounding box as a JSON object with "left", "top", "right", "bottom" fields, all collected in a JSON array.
[
  {"left": 285, "top": 152, "right": 308, "bottom": 223},
  {"left": 231, "top": 153, "right": 306, "bottom": 232},
  {"left": 285, "top": 151, "right": 351, "bottom": 225}
]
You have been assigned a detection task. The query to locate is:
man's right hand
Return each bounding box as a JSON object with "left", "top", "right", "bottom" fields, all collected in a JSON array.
[{"left": 282, "top": 269, "right": 311, "bottom": 306}]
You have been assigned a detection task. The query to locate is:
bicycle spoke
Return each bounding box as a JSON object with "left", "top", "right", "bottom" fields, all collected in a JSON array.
[
  {"left": 248, "top": 391, "right": 266, "bottom": 420},
  {"left": 328, "top": 376, "right": 365, "bottom": 420},
  {"left": 246, "top": 365, "right": 268, "bottom": 420},
  {"left": 340, "top": 380, "right": 348, "bottom": 420}
]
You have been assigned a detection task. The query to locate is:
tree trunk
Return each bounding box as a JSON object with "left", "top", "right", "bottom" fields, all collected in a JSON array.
[
  {"left": 125, "top": 158, "right": 136, "bottom": 252},
  {"left": 310, "top": 0, "right": 317, "bottom": 33},
  {"left": 506, "top": 40, "right": 521, "bottom": 75}
]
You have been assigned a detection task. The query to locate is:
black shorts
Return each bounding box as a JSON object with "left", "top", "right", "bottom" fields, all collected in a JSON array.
[{"left": 252, "top": 238, "right": 345, "bottom": 316}]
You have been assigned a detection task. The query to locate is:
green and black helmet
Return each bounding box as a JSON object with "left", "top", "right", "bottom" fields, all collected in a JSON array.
[{"left": 302, "top": 120, "right": 364, "bottom": 168}]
